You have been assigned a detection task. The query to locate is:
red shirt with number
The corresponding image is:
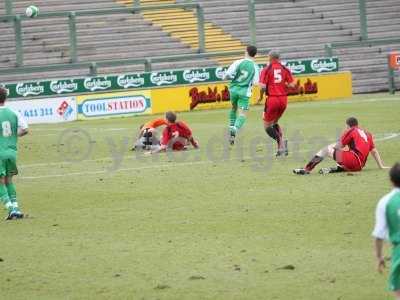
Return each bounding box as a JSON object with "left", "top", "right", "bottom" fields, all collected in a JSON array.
[
  {"left": 161, "top": 121, "right": 192, "bottom": 150},
  {"left": 340, "top": 126, "right": 375, "bottom": 168},
  {"left": 259, "top": 60, "right": 294, "bottom": 122},
  {"left": 259, "top": 60, "right": 294, "bottom": 96}
]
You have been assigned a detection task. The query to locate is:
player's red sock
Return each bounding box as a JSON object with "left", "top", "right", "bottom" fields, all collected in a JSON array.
[{"left": 305, "top": 155, "right": 323, "bottom": 172}]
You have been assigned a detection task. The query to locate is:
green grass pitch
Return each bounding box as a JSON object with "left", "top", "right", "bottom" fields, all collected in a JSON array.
[{"left": 1, "top": 93, "right": 399, "bottom": 300}]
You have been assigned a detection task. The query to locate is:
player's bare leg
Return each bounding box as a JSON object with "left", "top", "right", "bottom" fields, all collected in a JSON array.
[
  {"left": 395, "top": 290, "right": 400, "bottom": 300},
  {"left": 264, "top": 120, "right": 287, "bottom": 156},
  {"left": 293, "top": 143, "right": 337, "bottom": 175}
]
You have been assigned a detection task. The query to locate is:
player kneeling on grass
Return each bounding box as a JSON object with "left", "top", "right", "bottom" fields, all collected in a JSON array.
[
  {"left": 293, "top": 117, "right": 387, "bottom": 175},
  {"left": 149, "top": 111, "right": 199, "bottom": 154},
  {"left": 0, "top": 88, "right": 29, "bottom": 220},
  {"left": 132, "top": 118, "right": 168, "bottom": 151},
  {"left": 373, "top": 163, "right": 400, "bottom": 299}
]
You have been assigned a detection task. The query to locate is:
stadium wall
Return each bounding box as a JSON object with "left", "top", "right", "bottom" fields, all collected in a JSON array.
[{"left": 3, "top": 58, "right": 352, "bottom": 124}]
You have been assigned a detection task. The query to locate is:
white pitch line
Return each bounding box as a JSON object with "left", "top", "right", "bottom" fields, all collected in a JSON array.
[
  {"left": 31, "top": 127, "right": 130, "bottom": 131},
  {"left": 375, "top": 133, "right": 400, "bottom": 141},
  {"left": 19, "top": 131, "right": 400, "bottom": 180},
  {"left": 19, "top": 159, "right": 226, "bottom": 180},
  {"left": 29, "top": 127, "right": 130, "bottom": 137},
  {"left": 19, "top": 153, "right": 138, "bottom": 168},
  {"left": 19, "top": 132, "right": 400, "bottom": 169},
  {"left": 291, "top": 97, "right": 400, "bottom": 107}
]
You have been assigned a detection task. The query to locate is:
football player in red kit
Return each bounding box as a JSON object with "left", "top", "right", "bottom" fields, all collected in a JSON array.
[
  {"left": 150, "top": 111, "right": 199, "bottom": 153},
  {"left": 258, "top": 50, "right": 296, "bottom": 156},
  {"left": 293, "top": 117, "right": 388, "bottom": 175}
]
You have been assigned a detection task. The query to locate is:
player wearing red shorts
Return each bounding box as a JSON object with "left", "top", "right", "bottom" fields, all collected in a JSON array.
[
  {"left": 293, "top": 117, "right": 388, "bottom": 175},
  {"left": 258, "top": 50, "right": 296, "bottom": 156},
  {"left": 150, "top": 111, "right": 199, "bottom": 153}
]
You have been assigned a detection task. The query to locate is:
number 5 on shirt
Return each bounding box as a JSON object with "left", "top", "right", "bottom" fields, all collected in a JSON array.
[{"left": 274, "top": 69, "right": 282, "bottom": 83}]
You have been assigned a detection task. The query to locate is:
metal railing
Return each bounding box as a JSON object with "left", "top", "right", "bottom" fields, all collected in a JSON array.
[
  {"left": 250, "top": 0, "right": 370, "bottom": 47},
  {"left": 0, "top": 0, "right": 383, "bottom": 78},
  {"left": 0, "top": 2, "right": 206, "bottom": 67},
  {"left": 0, "top": 50, "right": 268, "bottom": 78},
  {"left": 388, "top": 54, "right": 398, "bottom": 94},
  {"left": 324, "top": 39, "right": 400, "bottom": 94},
  {"left": 324, "top": 38, "right": 400, "bottom": 57},
  {"left": 358, "top": 0, "right": 368, "bottom": 40},
  {"left": 5, "top": 0, "right": 13, "bottom": 15}
]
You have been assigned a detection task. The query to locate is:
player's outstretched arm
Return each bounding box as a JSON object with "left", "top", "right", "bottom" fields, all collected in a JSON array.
[
  {"left": 333, "top": 140, "right": 343, "bottom": 151},
  {"left": 18, "top": 128, "right": 29, "bottom": 137},
  {"left": 370, "top": 148, "right": 389, "bottom": 169},
  {"left": 374, "top": 238, "right": 386, "bottom": 273},
  {"left": 16, "top": 110, "right": 29, "bottom": 137},
  {"left": 189, "top": 137, "right": 199, "bottom": 149},
  {"left": 257, "top": 87, "right": 266, "bottom": 104},
  {"left": 147, "top": 144, "right": 166, "bottom": 155}
]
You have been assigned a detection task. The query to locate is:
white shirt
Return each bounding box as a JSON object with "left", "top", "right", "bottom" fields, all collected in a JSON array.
[{"left": 372, "top": 188, "right": 400, "bottom": 240}]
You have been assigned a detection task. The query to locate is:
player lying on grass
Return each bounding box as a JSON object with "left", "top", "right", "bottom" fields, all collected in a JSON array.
[
  {"left": 149, "top": 111, "right": 199, "bottom": 154},
  {"left": 372, "top": 163, "right": 400, "bottom": 299},
  {"left": 293, "top": 117, "right": 387, "bottom": 175},
  {"left": 258, "top": 50, "right": 296, "bottom": 157},
  {"left": 223, "top": 45, "right": 260, "bottom": 145},
  {"left": 132, "top": 118, "right": 168, "bottom": 151},
  {"left": 0, "top": 88, "right": 29, "bottom": 220}
]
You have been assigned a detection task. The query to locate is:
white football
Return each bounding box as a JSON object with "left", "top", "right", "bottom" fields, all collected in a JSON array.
[{"left": 25, "top": 5, "right": 39, "bottom": 18}]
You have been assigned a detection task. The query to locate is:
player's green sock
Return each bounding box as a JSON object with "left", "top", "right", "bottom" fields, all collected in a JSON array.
[
  {"left": 234, "top": 115, "right": 246, "bottom": 132},
  {"left": 6, "top": 183, "right": 19, "bottom": 212},
  {"left": 0, "top": 184, "right": 12, "bottom": 213},
  {"left": 229, "top": 109, "right": 237, "bottom": 127}
]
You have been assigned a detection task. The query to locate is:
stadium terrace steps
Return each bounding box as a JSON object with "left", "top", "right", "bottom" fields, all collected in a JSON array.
[
  {"left": 335, "top": 43, "right": 400, "bottom": 93},
  {"left": 1, "top": 0, "right": 399, "bottom": 93},
  {"left": 193, "top": 0, "right": 400, "bottom": 93},
  {"left": 194, "top": 0, "right": 360, "bottom": 58},
  {"left": 0, "top": 0, "right": 214, "bottom": 82},
  {"left": 116, "top": 0, "right": 257, "bottom": 65},
  {"left": 4, "top": 0, "right": 121, "bottom": 14},
  {"left": 295, "top": 0, "right": 400, "bottom": 93}
]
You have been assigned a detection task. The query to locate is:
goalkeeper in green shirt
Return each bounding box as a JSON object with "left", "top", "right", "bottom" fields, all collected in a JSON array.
[
  {"left": 0, "top": 87, "right": 29, "bottom": 220},
  {"left": 373, "top": 163, "right": 400, "bottom": 299},
  {"left": 223, "top": 45, "right": 260, "bottom": 145}
]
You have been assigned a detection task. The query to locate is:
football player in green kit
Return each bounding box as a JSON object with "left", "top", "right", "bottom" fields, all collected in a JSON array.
[
  {"left": 223, "top": 45, "right": 260, "bottom": 145},
  {"left": 0, "top": 87, "right": 29, "bottom": 220},
  {"left": 373, "top": 163, "right": 400, "bottom": 299}
]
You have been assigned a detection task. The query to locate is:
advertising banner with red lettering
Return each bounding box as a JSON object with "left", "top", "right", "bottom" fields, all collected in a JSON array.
[
  {"left": 150, "top": 71, "right": 352, "bottom": 114},
  {"left": 75, "top": 72, "right": 352, "bottom": 119}
]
